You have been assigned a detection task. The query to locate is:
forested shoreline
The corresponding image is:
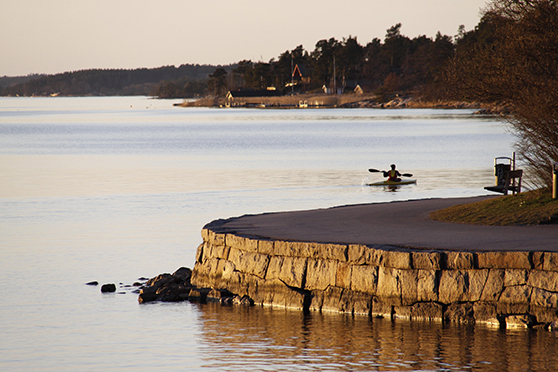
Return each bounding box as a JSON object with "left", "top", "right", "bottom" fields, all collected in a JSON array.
[{"left": 1, "top": 19, "right": 488, "bottom": 101}]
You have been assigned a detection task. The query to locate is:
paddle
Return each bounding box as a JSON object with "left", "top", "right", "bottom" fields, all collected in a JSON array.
[{"left": 368, "top": 168, "right": 413, "bottom": 177}]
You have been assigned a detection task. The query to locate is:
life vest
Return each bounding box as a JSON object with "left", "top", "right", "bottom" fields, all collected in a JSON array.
[{"left": 388, "top": 170, "right": 400, "bottom": 181}]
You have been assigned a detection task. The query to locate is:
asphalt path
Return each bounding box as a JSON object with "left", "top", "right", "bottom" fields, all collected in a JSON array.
[{"left": 211, "top": 196, "right": 558, "bottom": 252}]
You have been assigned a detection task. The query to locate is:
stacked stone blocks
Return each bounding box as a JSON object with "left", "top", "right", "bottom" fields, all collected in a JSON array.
[{"left": 192, "top": 227, "right": 558, "bottom": 328}]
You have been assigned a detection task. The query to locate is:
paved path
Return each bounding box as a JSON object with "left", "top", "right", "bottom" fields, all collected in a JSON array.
[{"left": 214, "top": 196, "right": 558, "bottom": 252}]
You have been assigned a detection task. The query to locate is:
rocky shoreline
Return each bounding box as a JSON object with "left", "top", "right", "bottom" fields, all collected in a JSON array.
[{"left": 178, "top": 94, "right": 506, "bottom": 113}]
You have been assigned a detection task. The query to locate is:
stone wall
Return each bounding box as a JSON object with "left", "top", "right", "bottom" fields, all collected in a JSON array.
[{"left": 191, "top": 222, "right": 558, "bottom": 328}]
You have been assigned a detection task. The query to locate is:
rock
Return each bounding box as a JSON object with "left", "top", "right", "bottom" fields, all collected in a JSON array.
[
  {"left": 549, "top": 319, "right": 558, "bottom": 331},
  {"left": 188, "top": 287, "right": 211, "bottom": 302},
  {"left": 173, "top": 267, "right": 192, "bottom": 284},
  {"left": 207, "top": 288, "right": 234, "bottom": 302},
  {"left": 138, "top": 291, "right": 158, "bottom": 303},
  {"left": 86, "top": 281, "right": 99, "bottom": 286},
  {"left": 505, "top": 314, "right": 536, "bottom": 329},
  {"left": 233, "top": 295, "right": 254, "bottom": 306},
  {"left": 444, "top": 302, "right": 475, "bottom": 323},
  {"left": 101, "top": 283, "right": 116, "bottom": 293},
  {"left": 146, "top": 273, "right": 174, "bottom": 288}
]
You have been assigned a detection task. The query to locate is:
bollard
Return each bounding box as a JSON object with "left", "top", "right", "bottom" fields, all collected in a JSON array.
[{"left": 553, "top": 163, "right": 558, "bottom": 199}]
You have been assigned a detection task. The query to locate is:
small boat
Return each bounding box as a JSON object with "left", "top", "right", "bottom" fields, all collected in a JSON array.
[{"left": 367, "top": 179, "right": 417, "bottom": 186}]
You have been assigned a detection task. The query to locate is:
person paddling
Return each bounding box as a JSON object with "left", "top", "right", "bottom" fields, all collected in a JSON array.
[{"left": 383, "top": 164, "right": 401, "bottom": 182}]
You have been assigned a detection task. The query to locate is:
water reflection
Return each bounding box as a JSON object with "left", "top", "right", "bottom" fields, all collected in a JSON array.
[{"left": 196, "top": 303, "right": 558, "bottom": 371}]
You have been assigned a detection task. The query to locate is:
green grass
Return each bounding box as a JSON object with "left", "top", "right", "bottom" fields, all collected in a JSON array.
[{"left": 430, "top": 188, "right": 558, "bottom": 225}]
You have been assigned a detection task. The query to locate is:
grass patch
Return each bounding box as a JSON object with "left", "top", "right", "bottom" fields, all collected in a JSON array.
[{"left": 430, "top": 188, "right": 558, "bottom": 226}]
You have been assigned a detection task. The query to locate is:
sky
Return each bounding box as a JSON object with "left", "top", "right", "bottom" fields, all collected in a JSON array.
[{"left": 1, "top": 0, "right": 489, "bottom": 77}]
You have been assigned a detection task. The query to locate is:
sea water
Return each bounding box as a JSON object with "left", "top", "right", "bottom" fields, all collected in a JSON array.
[{"left": 1, "top": 96, "right": 557, "bottom": 371}]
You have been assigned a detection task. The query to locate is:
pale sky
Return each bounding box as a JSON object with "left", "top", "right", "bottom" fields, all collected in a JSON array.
[{"left": 1, "top": 0, "right": 489, "bottom": 77}]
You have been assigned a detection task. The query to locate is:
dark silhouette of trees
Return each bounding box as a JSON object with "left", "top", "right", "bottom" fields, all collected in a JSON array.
[
  {"left": 207, "top": 67, "right": 228, "bottom": 96},
  {"left": 4, "top": 65, "right": 216, "bottom": 97},
  {"left": 446, "top": 0, "right": 558, "bottom": 187}
]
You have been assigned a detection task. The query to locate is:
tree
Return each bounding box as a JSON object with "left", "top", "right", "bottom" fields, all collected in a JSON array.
[
  {"left": 445, "top": 0, "right": 558, "bottom": 187},
  {"left": 207, "top": 67, "right": 228, "bottom": 96}
]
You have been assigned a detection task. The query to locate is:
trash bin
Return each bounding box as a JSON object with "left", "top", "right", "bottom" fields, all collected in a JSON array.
[
  {"left": 494, "top": 159, "right": 512, "bottom": 187},
  {"left": 553, "top": 163, "right": 558, "bottom": 199}
]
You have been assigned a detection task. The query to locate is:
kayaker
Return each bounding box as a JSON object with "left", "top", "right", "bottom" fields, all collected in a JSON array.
[{"left": 383, "top": 164, "right": 401, "bottom": 182}]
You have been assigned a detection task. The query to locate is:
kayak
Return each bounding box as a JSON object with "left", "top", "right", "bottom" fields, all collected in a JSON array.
[{"left": 367, "top": 179, "right": 417, "bottom": 186}]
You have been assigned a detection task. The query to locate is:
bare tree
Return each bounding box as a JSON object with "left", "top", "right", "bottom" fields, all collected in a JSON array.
[{"left": 446, "top": 0, "right": 558, "bottom": 187}]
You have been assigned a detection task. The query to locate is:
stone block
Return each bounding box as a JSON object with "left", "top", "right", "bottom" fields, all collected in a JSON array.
[
  {"left": 438, "top": 269, "right": 488, "bottom": 303},
  {"left": 335, "top": 262, "right": 353, "bottom": 290},
  {"left": 530, "top": 306, "right": 558, "bottom": 324},
  {"left": 468, "top": 269, "right": 489, "bottom": 302},
  {"left": 543, "top": 252, "right": 558, "bottom": 272},
  {"left": 531, "top": 287, "right": 558, "bottom": 308},
  {"left": 417, "top": 270, "right": 439, "bottom": 302},
  {"left": 320, "top": 286, "right": 344, "bottom": 313},
  {"left": 477, "top": 251, "right": 531, "bottom": 270},
  {"left": 201, "top": 228, "right": 209, "bottom": 242},
  {"left": 412, "top": 251, "right": 442, "bottom": 270},
  {"left": 258, "top": 278, "right": 308, "bottom": 310},
  {"left": 347, "top": 244, "right": 367, "bottom": 264},
  {"left": 384, "top": 250, "right": 412, "bottom": 270},
  {"left": 294, "top": 242, "right": 313, "bottom": 257},
  {"left": 205, "top": 242, "right": 230, "bottom": 260},
  {"left": 528, "top": 270, "right": 558, "bottom": 292},
  {"left": 207, "top": 230, "right": 225, "bottom": 246},
  {"left": 227, "top": 234, "right": 259, "bottom": 253},
  {"left": 532, "top": 252, "right": 545, "bottom": 270},
  {"left": 500, "top": 284, "right": 532, "bottom": 304},
  {"left": 257, "top": 239, "right": 275, "bottom": 255},
  {"left": 438, "top": 270, "right": 468, "bottom": 304},
  {"left": 504, "top": 269, "right": 527, "bottom": 286},
  {"left": 444, "top": 302, "right": 475, "bottom": 323},
  {"left": 480, "top": 269, "right": 504, "bottom": 302},
  {"left": 393, "top": 305, "right": 411, "bottom": 320},
  {"left": 324, "top": 286, "right": 372, "bottom": 315},
  {"left": 318, "top": 243, "right": 347, "bottom": 262},
  {"left": 227, "top": 247, "right": 269, "bottom": 278},
  {"left": 274, "top": 240, "right": 309, "bottom": 257},
  {"left": 473, "top": 302, "right": 499, "bottom": 323},
  {"left": 191, "top": 257, "right": 223, "bottom": 288},
  {"left": 371, "top": 296, "right": 394, "bottom": 319},
  {"left": 309, "top": 290, "right": 324, "bottom": 312},
  {"left": 265, "top": 256, "right": 307, "bottom": 288},
  {"left": 446, "top": 251, "right": 475, "bottom": 269},
  {"left": 195, "top": 243, "right": 204, "bottom": 264},
  {"left": 409, "top": 302, "right": 444, "bottom": 322},
  {"left": 305, "top": 258, "right": 338, "bottom": 290},
  {"left": 399, "top": 269, "right": 419, "bottom": 306},
  {"left": 349, "top": 291, "right": 373, "bottom": 315},
  {"left": 505, "top": 314, "right": 535, "bottom": 329},
  {"left": 350, "top": 265, "right": 378, "bottom": 294},
  {"left": 376, "top": 266, "right": 401, "bottom": 302}
]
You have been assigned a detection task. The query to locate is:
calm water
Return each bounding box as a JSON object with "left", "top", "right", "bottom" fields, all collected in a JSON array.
[{"left": 1, "top": 96, "right": 557, "bottom": 371}]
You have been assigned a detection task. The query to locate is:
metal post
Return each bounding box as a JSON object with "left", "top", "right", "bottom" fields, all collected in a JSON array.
[{"left": 553, "top": 163, "right": 558, "bottom": 199}]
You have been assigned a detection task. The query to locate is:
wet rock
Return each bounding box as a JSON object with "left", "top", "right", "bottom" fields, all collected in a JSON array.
[
  {"left": 233, "top": 295, "right": 254, "bottom": 306},
  {"left": 138, "top": 267, "right": 193, "bottom": 303},
  {"left": 138, "top": 291, "right": 158, "bottom": 304},
  {"left": 101, "top": 283, "right": 116, "bottom": 293},
  {"left": 505, "top": 314, "right": 536, "bottom": 329},
  {"left": 444, "top": 302, "right": 475, "bottom": 323},
  {"left": 207, "top": 288, "right": 234, "bottom": 302},
  {"left": 188, "top": 287, "right": 211, "bottom": 302}
]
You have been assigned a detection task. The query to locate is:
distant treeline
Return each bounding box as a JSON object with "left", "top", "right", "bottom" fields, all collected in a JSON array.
[
  {"left": 1, "top": 64, "right": 219, "bottom": 98},
  {"left": 2, "top": 20, "right": 495, "bottom": 100}
]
